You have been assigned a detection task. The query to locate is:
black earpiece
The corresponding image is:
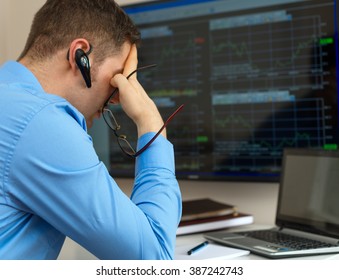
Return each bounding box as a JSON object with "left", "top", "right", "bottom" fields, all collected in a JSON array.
[{"left": 75, "top": 49, "right": 92, "bottom": 88}]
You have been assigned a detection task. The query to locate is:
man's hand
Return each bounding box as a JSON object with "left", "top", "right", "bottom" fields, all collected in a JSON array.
[{"left": 110, "top": 44, "right": 166, "bottom": 138}]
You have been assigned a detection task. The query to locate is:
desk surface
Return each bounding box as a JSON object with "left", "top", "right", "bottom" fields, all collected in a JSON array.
[
  {"left": 59, "top": 224, "right": 339, "bottom": 260},
  {"left": 58, "top": 179, "right": 338, "bottom": 260}
]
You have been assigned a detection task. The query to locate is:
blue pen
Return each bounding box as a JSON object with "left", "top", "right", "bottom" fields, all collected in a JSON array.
[{"left": 187, "top": 241, "right": 209, "bottom": 255}]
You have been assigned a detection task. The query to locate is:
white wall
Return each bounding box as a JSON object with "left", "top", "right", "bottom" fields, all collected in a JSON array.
[
  {"left": 0, "top": 0, "right": 279, "bottom": 260},
  {"left": 0, "top": 0, "right": 46, "bottom": 63},
  {"left": 0, "top": 0, "right": 10, "bottom": 64}
]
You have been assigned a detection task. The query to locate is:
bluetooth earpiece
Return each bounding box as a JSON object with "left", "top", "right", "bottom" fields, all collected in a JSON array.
[
  {"left": 67, "top": 44, "right": 93, "bottom": 88},
  {"left": 75, "top": 48, "right": 92, "bottom": 88}
]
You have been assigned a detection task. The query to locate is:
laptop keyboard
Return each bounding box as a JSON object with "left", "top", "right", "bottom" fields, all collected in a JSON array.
[{"left": 239, "top": 230, "right": 335, "bottom": 250}]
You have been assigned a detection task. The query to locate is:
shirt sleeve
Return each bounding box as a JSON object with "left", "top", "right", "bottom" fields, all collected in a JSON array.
[{"left": 5, "top": 102, "right": 182, "bottom": 260}]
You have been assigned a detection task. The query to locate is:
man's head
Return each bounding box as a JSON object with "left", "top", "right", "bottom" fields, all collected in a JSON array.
[
  {"left": 18, "top": 0, "right": 141, "bottom": 128},
  {"left": 19, "top": 0, "right": 140, "bottom": 64}
]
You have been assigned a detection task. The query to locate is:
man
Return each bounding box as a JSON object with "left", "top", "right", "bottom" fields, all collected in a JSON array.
[{"left": 0, "top": 0, "right": 182, "bottom": 259}]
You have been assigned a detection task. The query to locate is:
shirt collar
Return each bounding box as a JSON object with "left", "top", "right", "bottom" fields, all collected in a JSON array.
[{"left": 0, "top": 60, "right": 45, "bottom": 93}]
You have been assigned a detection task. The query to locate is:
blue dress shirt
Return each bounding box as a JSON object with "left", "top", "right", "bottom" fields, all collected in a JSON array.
[{"left": 0, "top": 61, "right": 182, "bottom": 260}]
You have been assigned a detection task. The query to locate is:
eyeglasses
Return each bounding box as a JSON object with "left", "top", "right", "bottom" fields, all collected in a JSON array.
[{"left": 102, "top": 65, "right": 184, "bottom": 158}]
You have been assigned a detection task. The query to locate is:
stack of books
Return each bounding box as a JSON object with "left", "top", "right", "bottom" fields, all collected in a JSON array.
[{"left": 177, "top": 198, "right": 253, "bottom": 235}]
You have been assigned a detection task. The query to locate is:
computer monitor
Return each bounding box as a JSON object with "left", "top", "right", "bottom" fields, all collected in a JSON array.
[{"left": 107, "top": 0, "right": 339, "bottom": 182}]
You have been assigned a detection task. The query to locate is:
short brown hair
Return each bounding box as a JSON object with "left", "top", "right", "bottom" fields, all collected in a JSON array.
[{"left": 18, "top": 0, "right": 141, "bottom": 63}]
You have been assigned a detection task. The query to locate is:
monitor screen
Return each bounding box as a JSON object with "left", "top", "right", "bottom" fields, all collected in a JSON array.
[
  {"left": 107, "top": 0, "right": 339, "bottom": 181},
  {"left": 277, "top": 148, "right": 339, "bottom": 235}
]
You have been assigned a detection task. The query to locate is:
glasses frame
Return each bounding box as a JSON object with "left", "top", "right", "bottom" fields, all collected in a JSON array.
[{"left": 102, "top": 65, "right": 184, "bottom": 158}]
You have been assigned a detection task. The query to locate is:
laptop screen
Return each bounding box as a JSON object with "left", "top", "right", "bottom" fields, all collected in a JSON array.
[{"left": 276, "top": 148, "right": 339, "bottom": 238}]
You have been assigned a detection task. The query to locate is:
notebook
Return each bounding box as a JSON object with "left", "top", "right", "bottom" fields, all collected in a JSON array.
[
  {"left": 175, "top": 242, "right": 249, "bottom": 260},
  {"left": 204, "top": 148, "right": 339, "bottom": 258}
]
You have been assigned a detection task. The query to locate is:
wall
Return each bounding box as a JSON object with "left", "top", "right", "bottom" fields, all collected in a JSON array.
[
  {"left": 0, "top": 0, "right": 279, "bottom": 260},
  {"left": 0, "top": 0, "right": 10, "bottom": 64},
  {"left": 0, "top": 0, "right": 46, "bottom": 63}
]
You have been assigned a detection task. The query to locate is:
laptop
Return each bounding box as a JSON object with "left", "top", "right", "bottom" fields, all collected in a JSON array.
[{"left": 204, "top": 148, "right": 339, "bottom": 258}]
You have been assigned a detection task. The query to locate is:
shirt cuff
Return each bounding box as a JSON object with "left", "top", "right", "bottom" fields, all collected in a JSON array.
[{"left": 135, "top": 132, "right": 175, "bottom": 175}]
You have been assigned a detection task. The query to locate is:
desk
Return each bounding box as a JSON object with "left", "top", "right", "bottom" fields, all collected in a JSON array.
[
  {"left": 58, "top": 225, "right": 339, "bottom": 260},
  {"left": 59, "top": 179, "right": 339, "bottom": 260}
]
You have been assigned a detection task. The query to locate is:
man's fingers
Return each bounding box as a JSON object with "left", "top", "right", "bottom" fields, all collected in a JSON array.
[
  {"left": 123, "top": 44, "right": 138, "bottom": 78},
  {"left": 110, "top": 73, "right": 129, "bottom": 90}
]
